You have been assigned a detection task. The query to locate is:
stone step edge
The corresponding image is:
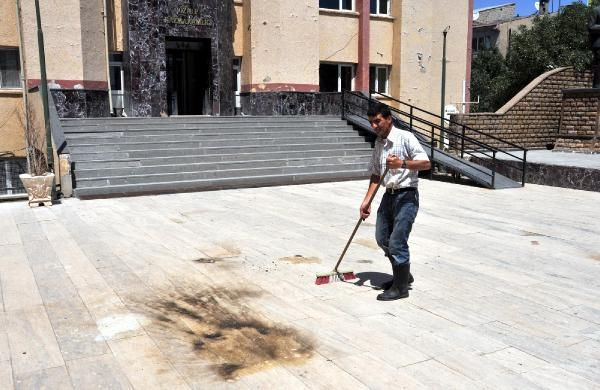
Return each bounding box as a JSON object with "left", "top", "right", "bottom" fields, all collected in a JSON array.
[
  {"left": 64, "top": 129, "right": 355, "bottom": 139},
  {"left": 67, "top": 135, "right": 365, "bottom": 148},
  {"left": 75, "top": 155, "right": 372, "bottom": 173},
  {"left": 72, "top": 148, "right": 374, "bottom": 165},
  {"left": 75, "top": 162, "right": 369, "bottom": 182},
  {"left": 73, "top": 170, "right": 369, "bottom": 198},
  {"left": 68, "top": 142, "right": 369, "bottom": 156}
]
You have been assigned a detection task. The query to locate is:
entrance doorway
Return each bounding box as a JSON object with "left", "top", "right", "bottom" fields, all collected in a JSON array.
[{"left": 166, "top": 38, "right": 212, "bottom": 115}]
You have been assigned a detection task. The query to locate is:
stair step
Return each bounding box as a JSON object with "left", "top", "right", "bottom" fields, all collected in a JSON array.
[
  {"left": 74, "top": 148, "right": 373, "bottom": 169},
  {"left": 75, "top": 155, "right": 372, "bottom": 179},
  {"left": 67, "top": 135, "right": 366, "bottom": 152},
  {"left": 73, "top": 169, "right": 369, "bottom": 199},
  {"left": 70, "top": 142, "right": 370, "bottom": 160},
  {"left": 64, "top": 128, "right": 354, "bottom": 142},
  {"left": 61, "top": 115, "right": 342, "bottom": 125},
  {"left": 76, "top": 162, "right": 369, "bottom": 187}
]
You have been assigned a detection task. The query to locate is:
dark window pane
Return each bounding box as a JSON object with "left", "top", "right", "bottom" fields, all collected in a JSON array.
[
  {"left": 340, "top": 66, "right": 353, "bottom": 91},
  {"left": 319, "top": 64, "right": 338, "bottom": 92},
  {"left": 0, "top": 50, "right": 21, "bottom": 88},
  {"left": 369, "top": 66, "right": 376, "bottom": 91},
  {"left": 379, "top": 0, "right": 389, "bottom": 14},
  {"left": 377, "top": 67, "right": 387, "bottom": 92},
  {"left": 370, "top": 0, "right": 377, "bottom": 14},
  {"left": 109, "top": 66, "right": 121, "bottom": 91},
  {"left": 342, "top": 0, "right": 352, "bottom": 10},
  {"left": 320, "top": 0, "right": 339, "bottom": 10}
]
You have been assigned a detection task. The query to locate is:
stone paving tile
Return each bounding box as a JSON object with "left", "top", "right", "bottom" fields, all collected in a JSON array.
[
  {"left": 108, "top": 335, "right": 190, "bottom": 389},
  {"left": 0, "top": 245, "right": 43, "bottom": 312},
  {"left": 14, "top": 365, "right": 72, "bottom": 390},
  {"left": 0, "top": 360, "right": 13, "bottom": 389},
  {"left": 0, "top": 180, "right": 598, "bottom": 388},
  {"left": 66, "top": 354, "right": 132, "bottom": 389},
  {"left": 6, "top": 307, "right": 64, "bottom": 376}
]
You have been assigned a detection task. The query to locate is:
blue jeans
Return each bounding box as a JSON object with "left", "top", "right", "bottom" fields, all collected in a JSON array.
[{"left": 375, "top": 189, "right": 419, "bottom": 266}]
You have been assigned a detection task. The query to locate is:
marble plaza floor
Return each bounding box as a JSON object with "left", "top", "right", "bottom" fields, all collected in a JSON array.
[{"left": 0, "top": 179, "right": 599, "bottom": 389}]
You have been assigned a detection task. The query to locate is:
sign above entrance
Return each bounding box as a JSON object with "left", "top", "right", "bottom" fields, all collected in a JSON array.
[{"left": 165, "top": 3, "right": 213, "bottom": 27}]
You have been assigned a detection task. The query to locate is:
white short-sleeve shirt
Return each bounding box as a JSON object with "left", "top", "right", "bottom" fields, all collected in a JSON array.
[{"left": 368, "top": 126, "right": 429, "bottom": 189}]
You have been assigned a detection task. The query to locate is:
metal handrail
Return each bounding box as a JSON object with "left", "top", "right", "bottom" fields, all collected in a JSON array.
[
  {"left": 371, "top": 90, "right": 528, "bottom": 152},
  {"left": 343, "top": 90, "right": 528, "bottom": 187}
]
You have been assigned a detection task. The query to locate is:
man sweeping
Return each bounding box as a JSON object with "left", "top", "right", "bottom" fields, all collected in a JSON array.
[{"left": 360, "top": 103, "right": 431, "bottom": 301}]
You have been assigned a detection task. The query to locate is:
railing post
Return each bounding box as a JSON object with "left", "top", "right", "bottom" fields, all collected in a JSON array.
[
  {"left": 460, "top": 125, "right": 466, "bottom": 159},
  {"left": 430, "top": 125, "right": 435, "bottom": 179},
  {"left": 409, "top": 106, "right": 414, "bottom": 132},
  {"left": 491, "top": 150, "right": 497, "bottom": 188},
  {"left": 341, "top": 90, "right": 346, "bottom": 120},
  {"left": 521, "top": 149, "right": 528, "bottom": 187}
]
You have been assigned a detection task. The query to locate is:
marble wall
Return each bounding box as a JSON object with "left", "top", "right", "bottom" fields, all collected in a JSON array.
[
  {"left": 51, "top": 90, "right": 110, "bottom": 118},
  {"left": 240, "top": 92, "right": 342, "bottom": 116},
  {"left": 472, "top": 157, "right": 599, "bottom": 192},
  {"left": 125, "top": 0, "right": 234, "bottom": 117}
]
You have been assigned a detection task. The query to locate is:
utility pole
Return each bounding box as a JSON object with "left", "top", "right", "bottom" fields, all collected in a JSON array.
[{"left": 34, "top": 0, "right": 54, "bottom": 178}]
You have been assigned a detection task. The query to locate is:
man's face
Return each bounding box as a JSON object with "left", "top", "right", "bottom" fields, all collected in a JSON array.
[{"left": 368, "top": 113, "right": 393, "bottom": 138}]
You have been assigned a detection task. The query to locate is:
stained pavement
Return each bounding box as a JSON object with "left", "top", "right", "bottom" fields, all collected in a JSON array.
[{"left": 0, "top": 179, "right": 599, "bottom": 389}]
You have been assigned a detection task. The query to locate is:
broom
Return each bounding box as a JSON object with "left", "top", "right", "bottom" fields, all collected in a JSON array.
[{"left": 315, "top": 168, "right": 389, "bottom": 285}]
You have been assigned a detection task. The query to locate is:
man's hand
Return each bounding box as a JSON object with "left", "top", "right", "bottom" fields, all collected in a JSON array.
[
  {"left": 360, "top": 201, "right": 371, "bottom": 220},
  {"left": 386, "top": 154, "right": 403, "bottom": 169}
]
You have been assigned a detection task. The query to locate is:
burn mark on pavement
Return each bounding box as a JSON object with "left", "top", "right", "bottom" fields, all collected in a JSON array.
[
  {"left": 140, "top": 287, "right": 314, "bottom": 380},
  {"left": 279, "top": 255, "right": 321, "bottom": 264},
  {"left": 193, "top": 245, "right": 241, "bottom": 264}
]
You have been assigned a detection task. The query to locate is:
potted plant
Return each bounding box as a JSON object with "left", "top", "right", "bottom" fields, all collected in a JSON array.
[{"left": 19, "top": 106, "right": 54, "bottom": 207}]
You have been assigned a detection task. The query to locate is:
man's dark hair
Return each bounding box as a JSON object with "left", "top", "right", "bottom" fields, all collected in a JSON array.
[{"left": 367, "top": 103, "right": 392, "bottom": 118}]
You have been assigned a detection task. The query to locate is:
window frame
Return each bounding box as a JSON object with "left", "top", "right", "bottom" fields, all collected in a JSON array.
[
  {"left": 369, "top": 65, "right": 389, "bottom": 94},
  {"left": 370, "top": 0, "right": 391, "bottom": 16},
  {"left": 108, "top": 52, "right": 125, "bottom": 110},
  {"left": 0, "top": 48, "right": 22, "bottom": 89},
  {"left": 319, "top": 0, "right": 355, "bottom": 12},
  {"left": 319, "top": 62, "right": 356, "bottom": 93}
]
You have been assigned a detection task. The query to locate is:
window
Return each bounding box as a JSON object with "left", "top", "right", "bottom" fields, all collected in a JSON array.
[
  {"left": 0, "top": 49, "right": 21, "bottom": 89},
  {"left": 320, "top": 0, "right": 353, "bottom": 11},
  {"left": 472, "top": 36, "right": 491, "bottom": 52},
  {"left": 369, "top": 65, "right": 389, "bottom": 93},
  {"left": 319, "top": 63, "right": 355, "bottom": 92},
  {"left": 370, "top": 0, "right": 390, "bottom": 15},
  {"left": 233, "top": 58, "right": 241, "bottom": 109},
  {"left": 109, "top": 53, "right": 125, "bottom": 112},
  {"left": 0, "top": 159, "right": 27, "bottom": 196}
]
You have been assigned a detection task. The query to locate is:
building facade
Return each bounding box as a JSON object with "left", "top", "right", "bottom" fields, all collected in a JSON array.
[{"left": 0, "top": 0, "right": 472, "bottom": 191}]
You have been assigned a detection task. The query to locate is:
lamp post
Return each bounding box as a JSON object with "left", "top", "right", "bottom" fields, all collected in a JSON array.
[
  {"left": 34, "top": 0, "right": 54, "bottom": 179},
  {"left": 440, "top": 26, "right": 450, "bottom": 149}
]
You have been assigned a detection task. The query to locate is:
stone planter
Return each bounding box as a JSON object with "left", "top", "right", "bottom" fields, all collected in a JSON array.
[{"left": 19, "top": 173, "right": 55, "bottom": 207}]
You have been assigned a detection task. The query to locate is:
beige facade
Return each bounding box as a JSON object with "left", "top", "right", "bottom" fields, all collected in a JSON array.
[
  {"left": 0, "top": 1, "right": 19, "bottom": 47},
  {"left": 394, "top": 1, "right": 471, "bottom": 115},
  {"left": 0, "top": 92, "right": 25, "bottom": 158},
  {"left": 0, "top": 1, "right": 24, "bottom": 159},
  {"left": 242, "top": 0, "right": 320, "bottom": 91}
]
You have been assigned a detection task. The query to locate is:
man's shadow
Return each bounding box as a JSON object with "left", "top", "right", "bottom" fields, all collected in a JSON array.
[{"left": 352, "top": 271, "right": 392, "bottom": 290}]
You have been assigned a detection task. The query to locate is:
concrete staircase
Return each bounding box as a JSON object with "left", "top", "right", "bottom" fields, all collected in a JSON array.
[{"left": 61, "top": 116, "right": 373, "bottom": 198}]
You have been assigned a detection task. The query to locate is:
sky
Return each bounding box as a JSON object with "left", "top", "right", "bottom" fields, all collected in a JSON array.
[{"left": 474, "top": 0, "right": 584, "bottom": 17}]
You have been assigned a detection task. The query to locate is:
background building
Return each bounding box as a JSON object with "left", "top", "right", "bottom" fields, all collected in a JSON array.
[{"left": 0, "top": 0, "right": 472, "bottom": 194}]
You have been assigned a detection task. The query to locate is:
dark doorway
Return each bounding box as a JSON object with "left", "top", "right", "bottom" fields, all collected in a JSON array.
[{"left": 166, "top": 38, "right": 212, "bottom": 115}]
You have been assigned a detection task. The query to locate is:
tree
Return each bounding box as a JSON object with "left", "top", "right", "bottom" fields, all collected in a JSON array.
[{"left": 471, "top": 2, "right": 593, "bottom": 113}]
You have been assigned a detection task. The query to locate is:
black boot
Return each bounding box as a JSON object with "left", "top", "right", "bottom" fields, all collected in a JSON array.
[
  {"left": 377, "top": 264, "right": 410, "bottom": 301},
  {"left": 381, "top": 272, "right": 414, "bottom": 290}
]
